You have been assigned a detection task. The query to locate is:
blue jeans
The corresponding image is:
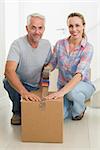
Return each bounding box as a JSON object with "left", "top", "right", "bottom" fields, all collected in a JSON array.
[
  {"left": 3, "top": 79, "right": 39, "bottom": 115},
  {"left": 64, "top": 81, "right": 96, "bottom": 119}
]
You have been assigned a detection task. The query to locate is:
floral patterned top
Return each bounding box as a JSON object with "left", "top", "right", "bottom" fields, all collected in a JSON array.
[{"left": 50, "top": 37, "right": 94, "bottom": 89}]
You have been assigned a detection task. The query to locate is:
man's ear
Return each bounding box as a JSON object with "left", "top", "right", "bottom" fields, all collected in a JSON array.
[{"left": 26, "top": 26, "right": 28, "bottom": 32}]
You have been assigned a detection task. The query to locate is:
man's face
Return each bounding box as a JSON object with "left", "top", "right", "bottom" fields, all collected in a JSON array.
[{"left": 26, "top": 16, "right": 45, "bottom": 43}]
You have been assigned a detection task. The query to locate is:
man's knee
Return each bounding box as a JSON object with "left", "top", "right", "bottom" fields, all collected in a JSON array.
[
  {"left": 3, "top": 78, "right": 13, "bottom": 94},
  {"left": 3, "top": 78, "right": 9, "bottom": 90}
]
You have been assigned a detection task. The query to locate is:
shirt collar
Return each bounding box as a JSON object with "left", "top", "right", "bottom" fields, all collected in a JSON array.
[{"left": 67, "top": 36, "right": 87, "bottom": 50}]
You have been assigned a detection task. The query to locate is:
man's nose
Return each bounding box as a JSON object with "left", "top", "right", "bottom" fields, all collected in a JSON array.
[{"left": 34, "top": 28, "right": 40, "bottom": 34}]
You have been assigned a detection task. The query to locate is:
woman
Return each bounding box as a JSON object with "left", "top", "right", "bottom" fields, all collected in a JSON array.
[{"left": 43, "top": 12, "right": 95, "bottom": 120}]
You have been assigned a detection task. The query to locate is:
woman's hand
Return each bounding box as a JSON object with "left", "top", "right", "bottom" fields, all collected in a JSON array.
[{"left": 44, "top": 91, "right": 65, "bottom": 100}]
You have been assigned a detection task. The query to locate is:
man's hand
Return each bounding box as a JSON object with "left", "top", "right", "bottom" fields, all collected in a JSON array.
[{"left": 21, "top": 91, "right": 41, "bottom": 101}]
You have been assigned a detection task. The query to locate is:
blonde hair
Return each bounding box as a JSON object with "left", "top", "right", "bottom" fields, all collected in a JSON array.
[{"left": 67, "top": 12, "right": 86, "bottom": 38}]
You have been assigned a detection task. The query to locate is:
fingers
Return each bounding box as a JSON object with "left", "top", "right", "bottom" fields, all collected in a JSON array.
[
  {"left": 22, "top": 93, "right": 41, "bottom": 102},
  {"left": 44, "top": 93, "right": 58, "bottom": 100},
  {"left": 22, "top": 91, "right": 61, "bottom": 102}
]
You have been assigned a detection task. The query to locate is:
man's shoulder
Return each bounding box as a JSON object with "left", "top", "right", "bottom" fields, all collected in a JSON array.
[
  {"left": 40, "top": 39, "right": 51, "bottom": 45},
  {"left": 11, "top": 36, "right": 26, "bottom": 44},
  {"left": 56, "top": 38, "right": 67, "bottom": 44},
  {"left": 14, "top": 36, "right": 26, "bottom": 43},
  {"left": 10, "top": 36, "right": 27, "bottom": 50}
]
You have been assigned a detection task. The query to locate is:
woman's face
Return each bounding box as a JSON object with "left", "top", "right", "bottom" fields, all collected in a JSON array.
[{"left": 67, "top": 16, "right": 85, "bottom": 40}]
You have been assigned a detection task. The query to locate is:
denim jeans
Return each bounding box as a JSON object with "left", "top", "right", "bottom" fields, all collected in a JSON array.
[
  {"left": 3, "top": 79, "right": 39, "bottom": 115},
  {"left": 3, "top": 79, "right": 95, "bottom": 119},
  {"left": 64, "top": 81, "right": 96, "bottom": 119}
]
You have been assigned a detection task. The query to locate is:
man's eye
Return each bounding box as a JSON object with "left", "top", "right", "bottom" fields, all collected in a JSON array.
[
  {"left": 32, "top": 27, "right": 36, "bottom": 30},
  {"left": 39, "top": 27, "right": 42, "bottom": 30}
]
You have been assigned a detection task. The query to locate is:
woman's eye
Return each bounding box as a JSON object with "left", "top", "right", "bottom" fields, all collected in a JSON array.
[
  {"left": 76, "top": 24, "right": 80, "bottom": 27},
  {"left": 69, "top": 25, "right": 73, "bottom": 28}
]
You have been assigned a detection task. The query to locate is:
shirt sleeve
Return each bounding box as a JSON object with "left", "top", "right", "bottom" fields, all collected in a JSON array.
[
  {"left": 44, "top": 47, "right": 53, "bottom": 65},
  {"left": 75, "top": 43, "right": 93, "bottom": 78},
  {"left": 7, "top": 40, "right": 20, "bottom": 64},
  {"left": 49, "top": 42, "right": 59, "bottom": 69}
]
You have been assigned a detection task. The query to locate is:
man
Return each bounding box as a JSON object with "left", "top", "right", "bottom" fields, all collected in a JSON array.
[{"left": 3, "top": 13, "right": 52, "bottom": 125}]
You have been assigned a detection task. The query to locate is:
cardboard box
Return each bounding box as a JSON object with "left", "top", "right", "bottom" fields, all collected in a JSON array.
[{"left": 21, "top": 89, "right": 63, "bottom": 143}]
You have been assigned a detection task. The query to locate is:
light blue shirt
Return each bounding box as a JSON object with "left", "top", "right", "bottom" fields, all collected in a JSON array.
[{"left": 7, "top": 35, "right": 52, "bottom": 87}]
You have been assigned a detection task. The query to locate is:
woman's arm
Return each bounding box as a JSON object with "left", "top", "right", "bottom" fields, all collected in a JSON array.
[{"left": 45, "top": 73, "right": 82, "bottom": 100}]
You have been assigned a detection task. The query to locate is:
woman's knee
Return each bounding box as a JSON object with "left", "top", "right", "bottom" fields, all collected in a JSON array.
[
  {"left": 67, "top": 89, "right": 86, "bottom": 104},
  {"left": 66, "top": 89, "right": 77, "bottom": 101}
]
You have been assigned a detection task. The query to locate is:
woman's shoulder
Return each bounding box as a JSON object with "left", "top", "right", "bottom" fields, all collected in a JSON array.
[
  {"left": 55, "top": 38, "right": 68, "bottom": 46},
  {"left": 86, "top": 42, "right": 93, "bottom": 48},
  {"left": 83, "top": 37, "right": 93, "bottom": 47},
  {"left": 82, "top": 37, "right": 94, "bottom": 51},
  {"left": 85, "top": 42, "right": 94, "bottom": 52}
]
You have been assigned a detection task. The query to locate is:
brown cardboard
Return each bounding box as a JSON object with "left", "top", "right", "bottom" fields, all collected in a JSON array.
[{"left": 21, "top": 89, "right": 63, "bottom": 143}]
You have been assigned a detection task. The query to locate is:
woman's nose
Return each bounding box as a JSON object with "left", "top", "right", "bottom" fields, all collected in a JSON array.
[{"left": 72, "top": 26, "right": 76, "bottom": 31}]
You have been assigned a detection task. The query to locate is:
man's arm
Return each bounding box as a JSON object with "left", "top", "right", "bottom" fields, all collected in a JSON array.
[{"left": 4, "top": 61, "right": 41, "bottom": 101}]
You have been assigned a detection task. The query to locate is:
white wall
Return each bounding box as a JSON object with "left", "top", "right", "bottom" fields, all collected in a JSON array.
[
  {"left": 5, "top": 0, "right": 20, "bottom": 59},
  {"left": 0, "top": 1, "right": 5, "bottom": 82},
  {"left": 4, "top": 0, "right": 100, "bottom": 82}
]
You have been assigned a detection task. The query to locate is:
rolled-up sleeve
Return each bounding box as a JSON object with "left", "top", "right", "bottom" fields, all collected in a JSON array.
[
  {"left": 49, "top": 42, "right": 59, "bottom": 69},
  {"left": 75, "top": 44, "right": 93, "bottom": 79}
]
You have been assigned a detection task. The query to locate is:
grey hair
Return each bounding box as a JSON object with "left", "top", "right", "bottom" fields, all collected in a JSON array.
[{"left": 27, "top": 13, "right": 45, "bottom": 26}]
